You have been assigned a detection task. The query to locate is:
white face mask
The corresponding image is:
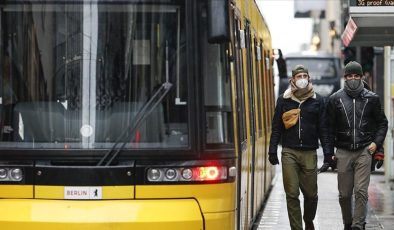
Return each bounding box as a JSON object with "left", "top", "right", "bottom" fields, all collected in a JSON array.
[{"left": 295, "top": 79, "right": 309, "bottom": 89}]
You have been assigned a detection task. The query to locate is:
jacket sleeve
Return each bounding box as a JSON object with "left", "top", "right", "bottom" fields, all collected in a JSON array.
[
  {"left": 325, "top": 95, "right": 337, "bottom": 154},
  {"left": 268, "top": 97, "right": 284, "bottom": 155},
  {"left": 318, "top": 97, "right": 332, "bottom": 156},
  {"left": 372, "top": 96, "right": 388, "bottom": 148}
]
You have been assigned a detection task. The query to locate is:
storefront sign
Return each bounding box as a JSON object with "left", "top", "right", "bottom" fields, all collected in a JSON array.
[{"left": 355, "top": 0, "right": 394, "bottom": 6}]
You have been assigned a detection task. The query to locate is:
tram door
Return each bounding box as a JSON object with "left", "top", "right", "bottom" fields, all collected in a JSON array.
[
  {"left": 264, "top": 49, "right": 275, "bottom": 193},
  {"left": 253, "top": 38, "right": 264, "bottom": 217},
  {"left": 259, "top": 43, "right": 270, "bottom": 198},
  {"left": 244, "top": 20, "right": 257, "bottom": 226},
  {"left": 233, "top": 14, "right": 248, "bottom": 230}
]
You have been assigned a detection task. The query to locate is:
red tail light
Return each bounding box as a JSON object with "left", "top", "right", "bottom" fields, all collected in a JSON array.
[
  {"left": 146, "top": 165, "right": 231, "bottom": 182},
  {"left": 197, "top": 166, "right": 220, "bottom": 180}
]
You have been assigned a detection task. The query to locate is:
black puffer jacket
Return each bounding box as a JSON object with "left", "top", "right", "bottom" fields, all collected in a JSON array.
[
  {"left": 326, "top": 88, "right": 388, "bottom": 152},
  {"left": 269, "top": 92, "right": 330, "bottom": 155}
]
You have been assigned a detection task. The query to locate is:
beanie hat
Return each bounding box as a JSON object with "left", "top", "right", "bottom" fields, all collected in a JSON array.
[
  {"left": 292, "top": 65, "right": 309, "bottom": 77},
  {"left": 344, "top": 61, "right": 363, "bottom": 76}
]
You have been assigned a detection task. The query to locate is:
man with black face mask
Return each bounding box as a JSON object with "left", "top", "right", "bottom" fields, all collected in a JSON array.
[{"left": 321, "top": 61, "right": 388, "bottom": 230}]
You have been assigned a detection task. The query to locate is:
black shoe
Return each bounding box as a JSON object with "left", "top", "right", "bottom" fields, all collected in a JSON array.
[
  {"left": 351, "top": 227, "right": 362, "bottom": 230},
  {"left": 305, "top": 222, "right": 314, "bottom": 230},
  {"left": 344, "top": 224, "right": 352, "bottom": 230}
]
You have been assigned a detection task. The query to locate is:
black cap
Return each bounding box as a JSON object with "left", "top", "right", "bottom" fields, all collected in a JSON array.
[{"left": 344, "top": 61, "right": 363, "bottom": 76}]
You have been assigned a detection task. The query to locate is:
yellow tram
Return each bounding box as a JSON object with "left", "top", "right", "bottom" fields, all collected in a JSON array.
[{"left": 0, "top": 0, "right": 275, "bottom": 229}]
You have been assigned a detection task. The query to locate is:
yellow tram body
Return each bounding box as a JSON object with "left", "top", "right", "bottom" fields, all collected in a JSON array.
[{"left": 0, "top": 184, "right": 235, "bottom": 229}]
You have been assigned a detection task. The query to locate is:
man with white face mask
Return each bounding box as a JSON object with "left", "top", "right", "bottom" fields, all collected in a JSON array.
[
  {"left": 322, "top": 61, "right": 388, "bottom": 230},
  {"left": 269, "top": 65, "right": 331, "bottom": 230}
]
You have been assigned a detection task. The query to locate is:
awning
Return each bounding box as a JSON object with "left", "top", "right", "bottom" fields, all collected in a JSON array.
[{"left": 342, "top": 5, "right": 394, "bottom": 47}]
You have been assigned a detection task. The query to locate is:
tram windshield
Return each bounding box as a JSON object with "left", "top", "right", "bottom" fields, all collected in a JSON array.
[{"left": 0, "top": 1, "right": 189, "bottom": 149}]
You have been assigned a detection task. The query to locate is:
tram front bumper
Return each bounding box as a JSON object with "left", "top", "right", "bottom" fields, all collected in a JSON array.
[{"left": 0, "top": 199, "right": 203, "bottom": 230}]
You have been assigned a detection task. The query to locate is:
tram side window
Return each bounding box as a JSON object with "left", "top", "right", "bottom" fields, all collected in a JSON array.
[
  {"left": 254, "top": 40, "right": 263, "bottom": 135},
  {"left": 199, "top": 6, "right": 233, "bottom": 146},
  {"left": 203, "top": 44, "right": 233, "bottom": 145}
]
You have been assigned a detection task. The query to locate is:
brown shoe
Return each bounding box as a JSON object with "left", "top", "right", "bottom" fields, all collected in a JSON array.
[{"left": 305, "top": 222, "right": 315, "bottom": 230}]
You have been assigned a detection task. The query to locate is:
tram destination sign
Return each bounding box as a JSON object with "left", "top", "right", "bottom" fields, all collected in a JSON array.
[{"left": 352, "top": 0, "right": 394, "bottom": 6}]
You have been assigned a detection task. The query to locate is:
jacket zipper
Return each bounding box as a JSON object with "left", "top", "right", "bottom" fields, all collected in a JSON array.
[
  {"left": 359, "top": 99, "right": 368, "bottom": 128},
  {"left": 298, "top": 103, "right": 302, "bottom": 145},
  {"left": 340, "top": 98, "right": 351, "bottom": 128},
  {"left": 353, "top": 99, "right": 356, "bottom": 149}
]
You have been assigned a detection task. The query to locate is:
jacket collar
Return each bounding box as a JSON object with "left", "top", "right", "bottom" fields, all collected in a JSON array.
[
  {"left": 340, "top": 88, "right": 372, "bottom": 99},
  {"left": 283, "top": 88, "right": 316, "bottom": 103}
]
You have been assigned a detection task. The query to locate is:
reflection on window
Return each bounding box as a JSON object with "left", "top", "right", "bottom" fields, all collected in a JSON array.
[{"left": 0, "top": 1, "right": 189, "bottom": 149}]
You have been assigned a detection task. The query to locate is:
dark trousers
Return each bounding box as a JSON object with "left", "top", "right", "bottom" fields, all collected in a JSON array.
[
  {"left": 336, "top": 147, "right": 371, "bottom": 229},
  {"left": 282, "top": 147, "right": 318, "bottom": 230}
]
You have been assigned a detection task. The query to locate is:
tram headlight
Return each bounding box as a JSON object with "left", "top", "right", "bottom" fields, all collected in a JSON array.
[
  {"left": 0, "top": 168, "right": 23, "bottom": 181},
  {"left": 147, "top": 168, "right": 162, "bottom": 181},
  {"left": 181, "top": 168, "right": 193, "bottom": 180},
  {"left": 165, "top": 168, "right": 177, "bottom": 180},
  {"left": 0, "top": 168, "right": 7, "bottom": 179},
  {"left": 10, "top": 168, "right": 23, "bottom": 181}
]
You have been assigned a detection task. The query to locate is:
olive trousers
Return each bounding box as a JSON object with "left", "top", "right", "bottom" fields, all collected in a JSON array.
[
  {"left": 336, "top": 147, "right": 371, "bottom": 229},
  {"left": 281, "top": 147, "right": 318, "bottom": 230}
]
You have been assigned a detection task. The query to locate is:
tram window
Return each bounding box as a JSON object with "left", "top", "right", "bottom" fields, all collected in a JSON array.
[
  {"left": 234, "top": 19, "right": 247, "bottom": 143},
  {"left": 202, "top": 44, "right": 233, "bottom": 145},
  {"left": 245, "top": 22, "right": 255, "bottom": 140},
  {"left": 0, "top": 1, "right": 190, "bottom": 149},
  {"left": 199, "top": 5, "right": 233, "bottom": 146},
  {"left": 259, "top": 41, "right": 267, "bottom": 132},
  {"left": 255, "top": 42, "right": 263, "bottom": 134}
]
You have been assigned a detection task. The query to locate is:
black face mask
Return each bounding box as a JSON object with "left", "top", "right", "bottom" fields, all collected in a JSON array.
[
  {"left": 344, "top": 79, "right": 364, "bottom": 98},
  {"left": 345, "top": 79, "right": 361, "bottom": 90}
]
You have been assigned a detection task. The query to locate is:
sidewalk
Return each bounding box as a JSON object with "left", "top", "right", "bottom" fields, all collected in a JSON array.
[{"left": 253, "top": 147, "right": 394, "bottom": 230}]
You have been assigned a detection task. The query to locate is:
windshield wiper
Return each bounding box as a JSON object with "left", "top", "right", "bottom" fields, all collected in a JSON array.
[
  {"left": 97, "top": 40, "right": 174, "bottom": 166},
  {"left": 96, "top": 81, "right": 173, "bottom": 166}
]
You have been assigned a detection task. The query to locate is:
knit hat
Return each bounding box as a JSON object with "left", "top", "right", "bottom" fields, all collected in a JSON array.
[
  {"left": 292, "top": 65, "right": 309, "bottom": 77},
  {"left": 344, "top": 61, "right": 363, "bottom": 76}
]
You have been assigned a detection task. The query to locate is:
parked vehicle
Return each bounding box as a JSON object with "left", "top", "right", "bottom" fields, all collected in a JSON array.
[{"left": 278, "top": 52, "right": 342, "bottom": 97}]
